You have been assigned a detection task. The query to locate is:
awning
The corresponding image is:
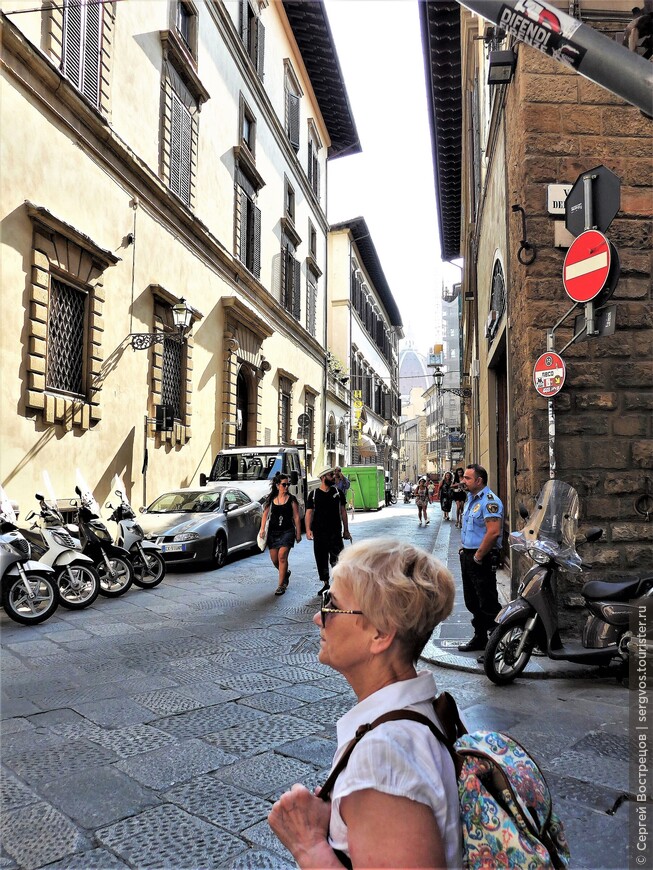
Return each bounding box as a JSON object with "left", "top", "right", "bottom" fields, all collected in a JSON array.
[{"left": 358, "top": 435, "right": 377, "bottom": 458}]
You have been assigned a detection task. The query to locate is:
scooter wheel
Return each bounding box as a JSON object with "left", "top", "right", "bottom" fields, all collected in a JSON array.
[
  {"left": 484, "top": 617, "right": 534, "bottom": 685},
  {"left": 132, "top": 551, "right": 166, "bottom": 588},
  {"left": 2, "top": 573, "right": 59, "bottom": 625},
  {"left": 57, "top": 564, "right": 100, "bottom": 609},
  {"left": 97, "top": 556, "right": 134, "bottom": 597}
]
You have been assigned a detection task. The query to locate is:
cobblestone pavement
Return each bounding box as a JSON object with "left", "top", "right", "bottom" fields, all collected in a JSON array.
[{"left": 1, "top": 502, "right": 632, "bottom": 869}]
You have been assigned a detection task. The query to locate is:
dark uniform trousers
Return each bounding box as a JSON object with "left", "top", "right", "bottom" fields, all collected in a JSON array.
[
  {"left": 313, "top": 534, "right": 344, "bottom": 585},
  {"left": 459, "top": 548, "right": 501, "bottom": 636}
]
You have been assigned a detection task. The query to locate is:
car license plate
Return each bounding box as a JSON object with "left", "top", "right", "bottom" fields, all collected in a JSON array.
[{"left": 162, "top": 543, "right": 186, "bottom": 553}]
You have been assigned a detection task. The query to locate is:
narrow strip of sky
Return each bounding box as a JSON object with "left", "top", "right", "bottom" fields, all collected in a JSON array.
[{"left": 324, "top": 0, "right": 460, "bottom": 351}]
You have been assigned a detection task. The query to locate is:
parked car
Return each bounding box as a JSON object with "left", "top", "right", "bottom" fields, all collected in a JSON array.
[{"left": 138, "top": 486, "right": 263, "bottom": 568}]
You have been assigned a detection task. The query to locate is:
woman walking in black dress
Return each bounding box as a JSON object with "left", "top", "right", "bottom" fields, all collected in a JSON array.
[
  {"left": 439, "top": 471, "right": 453, "bottom": 521},
  {"left": 452, "top": 467, "right": 466, "bottom": 528},
  {"left": 260, "top": 474, "right": 301, "bottom": 595}
]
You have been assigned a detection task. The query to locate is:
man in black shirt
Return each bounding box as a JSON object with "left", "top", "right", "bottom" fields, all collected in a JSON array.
[{"left": 306, "top": 467, "right": 351, "bottom": 595}]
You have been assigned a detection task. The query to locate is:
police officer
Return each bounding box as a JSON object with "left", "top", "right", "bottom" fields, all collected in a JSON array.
[{"left": 457, "top": 464, "right": 502, "bottom": 656}]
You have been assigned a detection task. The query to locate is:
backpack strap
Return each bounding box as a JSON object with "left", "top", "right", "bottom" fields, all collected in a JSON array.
[{"left": 320, "top": 693, "right": 466, "bottom": 800}]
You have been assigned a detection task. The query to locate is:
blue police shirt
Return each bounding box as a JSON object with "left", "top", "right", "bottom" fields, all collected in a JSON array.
[{"left": 461, "top": 486, "right": 503, "bottom": 549}]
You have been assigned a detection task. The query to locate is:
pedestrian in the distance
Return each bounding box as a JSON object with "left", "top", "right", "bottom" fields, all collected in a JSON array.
[
  {"left": 306, "top": 467, "right": 351, "bottom": 595},
  {"left": 415, "top": 476, "right": 430, "bottom": 526},
  {"left": 457, "top": 464, "right": 503, "bottom": 657},
  {"left": 452, "top": 467, "right": 466, "bottom": 528},
  {"left": 439, "top": 471, "right": 453, "bottom": 520},
  {"left": 260, "top": 473, "right": 301, "bottom": 596},
  {"left": 333, "top": 467, "right": 350, "bottom": 496}
]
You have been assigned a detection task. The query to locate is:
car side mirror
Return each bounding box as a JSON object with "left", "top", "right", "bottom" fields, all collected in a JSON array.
[
  {"left": 223, "top": 502, "right": 235, "bottom": 513},
  {"left": 199, "top": 473, "right": 207, "bottom": 487},
  {"left": 139, "top": 506, "right": 145, "bottom": 513},
  {"left": 290, "top": 470, "right": 299, "bottom": 486}
]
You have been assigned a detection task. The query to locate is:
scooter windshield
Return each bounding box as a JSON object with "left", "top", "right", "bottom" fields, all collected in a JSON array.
[
  {"left": 509, "top": 480, "right": 581, "bottom": 572},
  {"left": 0, "top": 486, "right": 17, "bottom": 525}
]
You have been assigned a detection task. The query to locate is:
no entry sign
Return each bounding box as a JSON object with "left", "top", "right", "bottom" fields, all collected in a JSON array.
[
  {"left": 533, "top": 352, "right": 566, "bottom": 398},
  {"left": 563, "top": 230, "right": 611, "bottom": 303}
]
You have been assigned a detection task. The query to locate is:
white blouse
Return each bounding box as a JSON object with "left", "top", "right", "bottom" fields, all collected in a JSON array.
[{"left": 328, "top": 671, "right": 462, "bottom": 870}]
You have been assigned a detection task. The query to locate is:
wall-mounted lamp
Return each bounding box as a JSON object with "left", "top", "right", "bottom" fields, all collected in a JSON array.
[
  {"left": 488, "top": 49, "right": 516, "bottom": 85},
  {"left": 433, "top": 366, "right": 472, "bottom": 399},
  {"left": 130, "top": 298, "right": 193, "bottom": 350}
]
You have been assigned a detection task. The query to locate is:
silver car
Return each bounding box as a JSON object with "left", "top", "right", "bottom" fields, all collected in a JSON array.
[{"left": 139, "top": 486, "right": 263, "bottom": 568}]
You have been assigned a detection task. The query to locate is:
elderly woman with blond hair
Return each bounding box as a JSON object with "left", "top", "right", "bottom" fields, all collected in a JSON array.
[{"left": 269, "top": 538, "right": 461, "bottom": 869}]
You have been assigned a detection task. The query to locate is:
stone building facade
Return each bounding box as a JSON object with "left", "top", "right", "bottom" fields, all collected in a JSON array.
[
  {"left": 421, "top": 1, "right": 652, "bottom": 607},
  {"left": 1, "top": 0, "right": 360, "bottom": 510}
]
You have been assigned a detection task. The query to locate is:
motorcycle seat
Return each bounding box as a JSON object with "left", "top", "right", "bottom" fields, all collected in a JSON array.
[{"left": 583, "top": 577, "right": 652, "bottom": 601}]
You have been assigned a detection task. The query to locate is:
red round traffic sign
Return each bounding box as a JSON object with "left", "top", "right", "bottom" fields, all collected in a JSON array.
[
  {"left": 533, "top": 352, "right": 566, "bottom": 398},
  {"left": 563, "top": 230, "right": 611, "bottom": 303}
]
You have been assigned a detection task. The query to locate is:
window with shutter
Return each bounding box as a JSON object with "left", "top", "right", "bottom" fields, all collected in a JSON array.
[
  {"left": 292, "top": 258, "right": 301, "bottom": 320},
  {"left": 306, "top": 271, "right": 317, "bottom": 336},
  {"left": 169, "top": 90, "right": 193, "bottom": 205},
  {"left": 240, "top": 0, "right": 265, "bottom": 78},
  {"left": 63, "top": 0, "right": 102, "bottom": 107},
  {"left": 286, "top": 92, "right": 300, "bottom": 151},
  {"left": 236, "top": 186, "right": 261, "bottom": 278}
]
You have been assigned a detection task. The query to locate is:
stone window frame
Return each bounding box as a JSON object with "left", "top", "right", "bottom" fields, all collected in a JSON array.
[
  {"left": 146, "top": 285, "right": 201, "bottom": 448},
  {"left": 284, "top": 59, "right": 303, "bottom": 152},
  {"left": 24, "top": 203, "right": 119, "bottom": 431},
  {"left": 46, "top": 0, "right": 116, "bottom": 117},
  {"left": 159, "top": 29, "right": 210, "bottom": 209},
  {"left": 172, "top": 0, "right": 199, "bottom": 62},
  {"left": 307, "top": 119, "right": 322, "bottom": 200},
  {"left": 303, "top": 386, "right": 319, "bottom": 456}
]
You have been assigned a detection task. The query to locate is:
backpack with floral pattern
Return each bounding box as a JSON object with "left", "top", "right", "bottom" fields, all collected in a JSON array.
[{"left": 320, "top": 691, "right": 570, "bottom": 870}]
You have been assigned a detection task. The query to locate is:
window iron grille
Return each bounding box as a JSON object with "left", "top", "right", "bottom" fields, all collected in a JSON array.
[
  {"left": 47, "top": 278, "right": 86, "bottom": 396},
  {"left": 161, "top": 336, "right": 183, "bottom": 419}
]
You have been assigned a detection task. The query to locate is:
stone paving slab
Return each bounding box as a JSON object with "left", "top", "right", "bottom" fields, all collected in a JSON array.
[
  {"left": 95, "top": 803, "right": 247, "bottom": 868},
  {"left": 4, "top": 738, "right": 119, "bottom": 787},
  {"left": 39, "top": 764, "right": 160, "bottom": 828},
  {"left": 164, "top": 777, "right": 271, "bottom": 833},
  {"left": 68, "top": 696, "right": 156, "bottom": 728},
  {"left": 228, "top": 848, "right": 295, "bottom": 870},
  {"left": 114, "top": 738, "right": 237, "bottom": 790},
  {"left": 153, "top": 702, "right": 266, "bottom": 739},
  {"left": 214, "top": 751, "right": 317, "bottom": 798},
  {"left": 38, "top": 849, "right": 129, "bottom": 869},
  {"left": 2, "top": 801, "right": 91, "bottom": 870},
  {"left": 203, "top": 713, "right": 322, "bottom": 758}
]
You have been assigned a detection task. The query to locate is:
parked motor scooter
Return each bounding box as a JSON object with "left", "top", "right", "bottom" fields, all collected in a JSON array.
[
  {"left": 70, "top": 486, "right": 134, "bottom": 597},
  {"left": 484, "top": 479, "right": 653, "bottom": 685},
  {"left": 23, "top": 495, "right": 100, "bottom": 610},
  {"left": 0, "top": 487, "right": 59, "bottom": 625},
  {"left": 106, "top": 480, "right": 165, "bottom": 589}
]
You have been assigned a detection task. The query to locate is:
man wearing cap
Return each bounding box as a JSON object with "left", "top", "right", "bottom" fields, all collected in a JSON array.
[{"left": 306, "top": 467, "right": 351, "bottom": 595}]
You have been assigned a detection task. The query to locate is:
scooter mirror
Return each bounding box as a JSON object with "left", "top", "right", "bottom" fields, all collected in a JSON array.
[
  {"left": 75, "top": 486, "right": 81, "bottom": 496},
  {"left": 518, "top": 504, "right": 529, "bottom": 520},
  {"left": 105, "top": 502, "right": 113, "bottom": 509},
  {"left": 584, "top": 526, "right": 603, "bottom": 543},
  {"left": 35, "top": 492, "right": 44, "bottom": 500}
]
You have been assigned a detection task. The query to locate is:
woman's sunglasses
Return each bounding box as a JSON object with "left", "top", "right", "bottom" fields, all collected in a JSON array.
[
  {"left": 320, "top": 590, "right": 363, "bottom": 628},
  {"left": 279, "top": 482, "right": 289, "bottom": 488}
]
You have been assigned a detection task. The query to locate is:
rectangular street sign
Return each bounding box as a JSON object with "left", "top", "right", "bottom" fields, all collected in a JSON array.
[
  {"left": 547, "top": 184, "right": 572, "bottom": 215},
  {"left": 574, "top": 304, "right": 617, "bottom": 340}
]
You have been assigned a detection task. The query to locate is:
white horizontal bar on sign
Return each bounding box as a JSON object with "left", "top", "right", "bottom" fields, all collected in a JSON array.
[{"left": 565, "top": 251, "right": 608, "bottom": 280}]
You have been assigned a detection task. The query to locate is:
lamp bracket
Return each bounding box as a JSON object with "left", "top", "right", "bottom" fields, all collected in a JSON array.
[{"left": 130, "top": 331, "right": 185, "bottom": 351}]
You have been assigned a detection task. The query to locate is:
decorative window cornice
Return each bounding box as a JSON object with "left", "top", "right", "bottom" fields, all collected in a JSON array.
[{"left": 160, "top": 29, "right": 210, "bottom": 107}]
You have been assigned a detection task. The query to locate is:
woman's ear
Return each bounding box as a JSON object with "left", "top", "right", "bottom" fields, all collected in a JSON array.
[{"left": 369, "top": 626, "right": 396, "bottom": 655}]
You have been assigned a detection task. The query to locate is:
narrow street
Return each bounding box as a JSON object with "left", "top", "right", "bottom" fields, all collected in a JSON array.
[{"left": 1, "top": 502, "right": 631, "bottom": 869}]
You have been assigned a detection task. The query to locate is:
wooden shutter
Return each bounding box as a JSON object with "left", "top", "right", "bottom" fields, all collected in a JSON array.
[
  {"left": 239, "top": 188, "right": 249, "bottom": 265},
  {"left": 82, "top": 0, "right": 102, "bottom": 105},
  {"left": 63, "top": 0, "right": 83, "bottom": 89},
  {"left": 287, "top": 92, "right": 300, "bottom": 151},
  {"left": 170, "top": 91, "right": 192, "bottom": 204},
  {"left": 252, "top": 204, "right": 261, "bottom": 278},
  {"left": 292, "top": 257, "right": 301, "bottom": 319},
  {"left": 255, "top": 18, "right": 265, "bottom": 79},
  {"left": 281, "top": 245, "right": 288, "bottom": 309}
]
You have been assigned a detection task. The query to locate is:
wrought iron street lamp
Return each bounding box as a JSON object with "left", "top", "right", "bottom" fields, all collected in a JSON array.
[
  {"left": 433, "top": 366, "right": 472, "bottom": 399},
  {"left": 130, "top": 298, "right": 193, "bottom": 351}
]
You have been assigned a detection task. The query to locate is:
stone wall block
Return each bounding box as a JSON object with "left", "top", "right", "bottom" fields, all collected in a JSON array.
[
  {"left": 524, "top": 104, "right": 561, "bottom": 132},
  {"left": 44, "top": 395, "right": 55, "bottom": 424},
  {"left": 590, "top": 334, "right": 634, "bottom": 358},
  {"left": 632, "top": 440, "right": 653, "bottom": 468},
  {"left": 613, "top": 415, "right": 649, "bottom": 438},
  {"left": 26, "top": 390, "right": 45, "bottom": 410},
  {"left": 625, "top": 545, "right": 653, "bottom": 568},
  {"left": 558, "top": 439, "right": 628, "bottom": 469},
  {"left": 574, "top": 391, "right": 618, "bottom": 410},
  {"left": 565, "top": 364, "right": 608, "bottom": 388},
  {"left": 613, "top": 362, "right": 653, "bottom": 387},
  {"left": 621, "top": 187, "right": 653, "bottom": 218},
  {"left": 29, "top": 354, "right": 46, "bottom": 374},
  {"left": 29, "top": 372, "right": 45, "bottom": 392},
  {"left": 602, "top": 111, "right": 653, "bottom": 138},
  {"left": 578, "top": 78, "right": 627, "bottom": 105},
  {"left": 604, "top": 474, "right": 648, "bottom": 495},
  {"left": 522, "top": 73, "right": 578, "bottom": 103},
  {"left": 30, "top": 301, "right": 48, "bottom": 323},
  {"left": 556, "top": 415, "right": 608, "bottom": 436},
  {"left": 30, "top": 337, "right": 46, "bottom": 357},
  {"left": 613, "top": 277, "right": 651, "bottom": 300},
  {"left": 612, "top": 524, "right": 653, "bottom": 542},
  {"left": 624, "top": 393, "right": 653, "bottom": 412},
  {"left": 614, "top": 303, "right": 653, "bottom": 329},
  {"left": 525, "top": 133, "right": 579, "bottom": 157},
  {"left": 561, "top": 108, "right": 602, "bottom": 135},
  {"left": 582, "top": 545, "right": 622, "bottom": 567},
  {"left": 522, "top": 156, "right": 559, "bottom": 183},
  {"left": 31, "top": 285, "right": 49, "bottom": 306},
  {"left": 32, "top": 250, "right": 50, "bottom": 270},
  {"left": 31, "top": 267, "right": 49, "bottom": 289},
  {"left": 581, "top": 136, "right": 653, "bottom": 160},
  {"left": 31, "top": 320, "right": 47, "bottom": 340},
  {"left": 82, "top": 405, "right": 90, "bottom": 429},
  {"left": 619, "top": 249, "right": 652, "bottom": 275}
]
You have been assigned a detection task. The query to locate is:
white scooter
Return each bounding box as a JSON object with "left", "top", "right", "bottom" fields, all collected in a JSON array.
[
  {"left": 106, "top": 478, "right": 165, "bottom": 589},
  {"left": 23, "top": 495, "right": 100, "bottom": 610},
  {"left": 0, "top": 487, "right": 59, "bottom": 625}
]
